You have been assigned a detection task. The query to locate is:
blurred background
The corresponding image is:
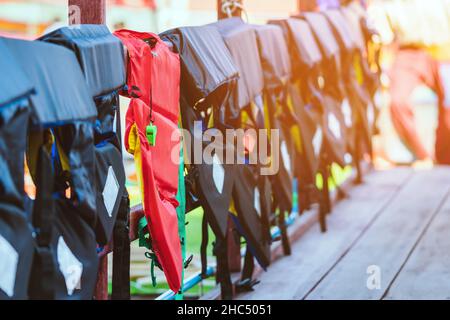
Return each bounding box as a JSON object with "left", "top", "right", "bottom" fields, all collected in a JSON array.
[
  {"left": 3, "top": 0, "right": 449, "bottom": 299},
  {"left": 0, "top": 0, "right": 298, "bottom": 36},
  {"left": 1, "top": 0, "right": 448, "bottom": 166}
]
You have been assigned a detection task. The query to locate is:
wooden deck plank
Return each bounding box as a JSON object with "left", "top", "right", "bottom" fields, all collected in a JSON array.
[
  {"left": 306, "top": 167, "right": 450, "bottom": 300},
  {"left": 237, "top": 167, "right": 413, "bottom": 300},
  {"left": 384, "top": 190, "right": 450, "bottom": 300}
]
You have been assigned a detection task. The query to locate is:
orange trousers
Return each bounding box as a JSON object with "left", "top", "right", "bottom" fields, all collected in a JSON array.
[{"left": 389, "top": 49, "right": 450, "bottom": 164}]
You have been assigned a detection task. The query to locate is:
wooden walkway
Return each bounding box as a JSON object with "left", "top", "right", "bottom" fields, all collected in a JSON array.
[{"left": 238, "top": 166, "right": 450, "bottom": 300}]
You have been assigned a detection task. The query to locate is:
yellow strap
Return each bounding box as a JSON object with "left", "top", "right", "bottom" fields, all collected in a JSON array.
[
  {"left": 128, "top": 124, "right": 146, "bottom": 210},
  {"left": 55, "top": 137, "right": 70, "bottom": 172},
  {"left": 229, "top": 199, "right": 238, "bottom": 217}
]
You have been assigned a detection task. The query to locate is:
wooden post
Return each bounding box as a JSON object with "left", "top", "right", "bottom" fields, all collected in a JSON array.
[
  {"left": 68, "top": 0, "right": 108, "bottom": 301},
  {"left": 68, "top": 0, "right": 106, "bottom": 25},
  {"left": 217, "top": 0, "right": 243, "bottom": 20},
  {"left": 93, "top": 255, "right": 109, "bottom": 300},
  {"left": 297, "top": 0, "right": 318, "bottom": 12}
]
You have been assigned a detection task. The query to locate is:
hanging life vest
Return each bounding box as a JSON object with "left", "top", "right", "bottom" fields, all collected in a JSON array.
[
  {"left": 41, "top": 25, "right": 128, "bottom": 247},
  {"left": 0, "top": 38, "right": 35, "bottom": 300},
  {"left": 253, "top": 23, "right": 296, "bottom": 255},
  {"left": 3, "top": 38, "right": 99, "bottom": 299},
  {"left": 323, "top": 9, "right": 375, "bottom": 177},
  {"left": 212, "top": 17, "right": 273, "bottom": 278},
  {"left": 161, "top": 25, "right": 239, "bottom": 299},
  {"left": 41, "top": 25, "right": 131, "bottom": 299},
  {"left": 114, "top": 30, "right": 183, "bottom": 293}
]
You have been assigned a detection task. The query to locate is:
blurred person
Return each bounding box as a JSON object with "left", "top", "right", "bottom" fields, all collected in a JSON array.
[{"left": 370, "top": 0, "right": 450, "bottom": 168}]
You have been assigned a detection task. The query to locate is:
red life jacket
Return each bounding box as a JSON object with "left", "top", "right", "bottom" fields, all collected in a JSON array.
[{"left": 114, "top": 30, "right": 182, "bottom": 293}]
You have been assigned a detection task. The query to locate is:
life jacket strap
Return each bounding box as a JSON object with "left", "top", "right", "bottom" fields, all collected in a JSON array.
[
  {"left": 30, "top": 143, "right": 55, "bottom": 299},
  {"left": 200, "top": 212, "right": 209, "bottom": 278},
  {"left": 111, "top": 193, "right": 131, "bottom": 300}
]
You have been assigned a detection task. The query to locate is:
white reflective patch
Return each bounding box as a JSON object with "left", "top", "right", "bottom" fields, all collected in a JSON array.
[
  {"left": 345, "top": 153, "right": 353, "bottom": 165},
  {"left": 280, "top": 141, "right": 292, "bottom": 175},
  {"left": 103, "top": 166, "right": 119, "bottom": 218},
  {"left": 342, "top": 99, "right": 352, "bottom": 127},
  {"left": 212, "top": 154, "right": 225, "bottom": 194},
  {"left": 312, "top": 128, "right": 323, "bottom": 157},
  {"left": 328, "top": 113, "right": 342, "bottom": 139},
  {"left": 367, "top": 102, "right": 375, "bottom": 127},
  {"left": 254, "top": 94, "right": 264, "bottom": 110},
  {"left": 112, "top": 112, "right": 117, "bottom": 133},
  {"left": 254, "top": 188, "right": 261, "bottom": 217},
  {"left": 0, "top": 233, "right": 18, "bottom": 297},
  {"left": 318, "top": 76, "right": 325, "bottom": 89},
  {"left": 57, "top": 236, "right": 83, "bottom": 296}
]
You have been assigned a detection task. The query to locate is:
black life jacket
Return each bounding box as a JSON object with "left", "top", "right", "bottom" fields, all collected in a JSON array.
[
  {"left": 212, "top": 18, "right": 272, "bottom": 274},
  {"left": 162, "top": 25, "right": 239, "bottom": 241},
  {"left": 161, "top": 25, "right": 239, "bottom": 299},
  {"left": 340, "top": 5, "right": 379, "bottom": 145},
  {"left": 253, "top": 24, "right": 295, "bottom": 255},
  {"left": 269, "top": 18, "right": 347, "bottom": 229},
  {"left": 300, "top": 12, "right": 355, "bottom": 157},
  {"left": 40, "top": 25, "right": 130, "bottom": 299},
  {"left": 40, "top": 25, "right": 128, "bottom": 246},
  {"left": 291, "top": 16, "right": 348, "bottom": 170},
  {"left": 0, "top": 38, "right": 35, "bottom": 300},
  {"left": 324, "top": 9, "right": 375, "bottom": 159},
  {"left": 3, "top": 38, "right": 99, "bottom": 300}
]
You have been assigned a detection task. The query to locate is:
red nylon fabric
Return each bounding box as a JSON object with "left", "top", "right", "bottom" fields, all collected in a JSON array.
[{"left": 114, "top": 29, "right": 182, "bottom": 293}]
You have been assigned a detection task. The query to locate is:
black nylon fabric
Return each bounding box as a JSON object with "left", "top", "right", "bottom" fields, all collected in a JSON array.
[
  {"left": 50, "top": 199, "right": 98, "bottom": 300},
  {"left": 163, "top": 26, "right": 239, "bottom": 240},
  {"left": 92, "top": 92, "right": 126, "bottom": 245},
  {"left": 253, "top": 24, "right": 294, "bottom": 215},
  {"left": 324, "top": 9, "right": 374, "bottom": 155},
  {"left": 28, "top": 144, "right": 55, "bottom": 300},
  {"left": 94, "top": 142, "right": 126, "bottom": 245},
  {"left": 0, "top": 97, "right": 34, "bottom": 300},
  {"left": 0, "top": 39, "right": 34, "bottom": 107},
  {"left": 3, "top": 37, "right": 99, "bottom": 299},
  {"left": 94, "top": 93, "right": 120, "bottom": 146},
  {"left": 253, "top": 24, "right": 291, "bottom": 90},
  {"left": 288, "top": 85, "right": 321, "bottom": 184},
  {"left": 284, "top": 19, "right": 322, "bottom": 71},
  {"left": 269, "top": 20, "right": 324, "bottom": 179},
  {"left": 27, "top": 122, "right": 99, "bottom": 300},
  {"left": 49, "top": 121, "right": 96, "bottom": 222},
  {"left": 340, "top": 6, "right": 380, "bottom": 104},
  {"left": 266, "top": 92, "right": 295, "bottom": 214},
  {"left": 268, "top": 19, "right": 344, "bottom": 222},
  {"left": 3, "top": 38, "right": 97, "bottom": 218},
  {"left": 210, "top": 18, "right": 272, "bottom": 270},
  {"left": 211, "top": 18, "right": 265, "bottom": 114},
  {"left": 40, "top": 25, "right": 126, "bottom": 98},
  {"left": 284, "top": 18, "right": 347, "bottom": 168},
  {"left": 300, "top": 13, "right": 345, "bottom": 100},
  {"left": 323, "top": 10, "right": 356, "bottom": 52},
  {"left": 302, "top": 13, "right": 340, "bottom": 60},
  {"left": 297, "top": 14, "right": 352, "bottom": 158},
  {"left": 163, "top": 25, "right": 240, "bottom": 294},
  {"left": 42, "top": 27, "right": 128, "bottom": 246},
  {"left": 160, "top": 26, "right": 239, "bottom": 114},
  {"left": 29, "top": 171, "right": 99, "bottom": 301},
  {"left": 232, "top": 165, "right": 271, "bottom": 269},
  {"left": 1, "top": 38, "right": 97, "bottom": 126},
  {"left": 181, "top": 99, "right": 236, "bottom": 239}
]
